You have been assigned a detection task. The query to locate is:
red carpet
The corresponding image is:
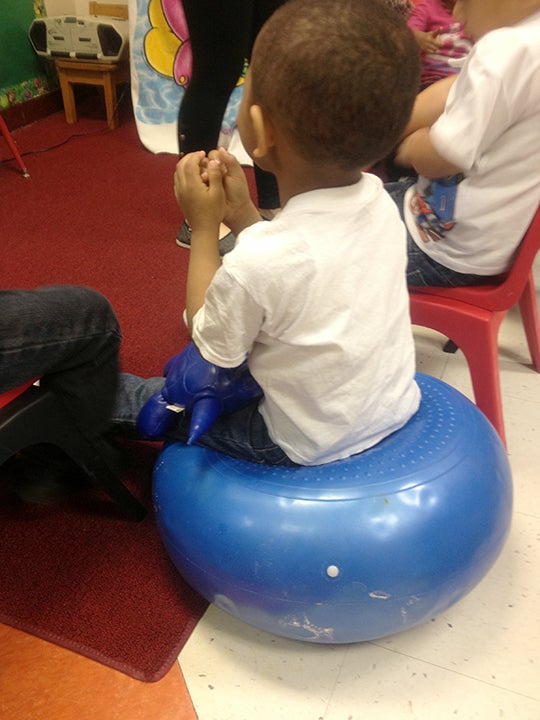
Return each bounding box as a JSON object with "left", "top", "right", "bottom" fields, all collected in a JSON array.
[
  {"left": 1, "top": 100, "right": 191, "bottom": 377},
  {"left": 0, "top": 440, "right": 206, "bottom": 682},
  {"left": 0, "top": 99, "right": 239, "bottom": 681}
]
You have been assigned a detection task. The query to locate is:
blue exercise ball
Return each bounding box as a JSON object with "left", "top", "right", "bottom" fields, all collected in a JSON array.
[{"left": 153, "top": 373, "right": 512, "bottom": 643}]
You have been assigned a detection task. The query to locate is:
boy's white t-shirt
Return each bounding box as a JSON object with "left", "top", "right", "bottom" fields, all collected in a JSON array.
[
  {"left": 404, "top": 10, "right": 540, "bottom": 275},
  {"left": 191, "top": 174, "right": 420, "bottom": 465}
]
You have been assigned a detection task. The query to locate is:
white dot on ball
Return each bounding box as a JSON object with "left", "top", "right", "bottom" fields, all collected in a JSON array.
[{"left": 326, "top": 565, "right": 340, "bottom": 578}]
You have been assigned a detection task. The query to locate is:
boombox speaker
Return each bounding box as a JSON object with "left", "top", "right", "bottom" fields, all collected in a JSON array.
[{"left": 29, "top": 15, "right": 129, "bottom": 63}]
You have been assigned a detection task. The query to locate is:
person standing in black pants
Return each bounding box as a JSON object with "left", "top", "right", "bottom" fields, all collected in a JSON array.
[{"left": 176, "top": 0, "right": 286, "bottom": 250}]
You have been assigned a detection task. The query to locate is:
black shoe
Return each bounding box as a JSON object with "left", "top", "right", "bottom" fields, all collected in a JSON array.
[
  {"left": 175, "top": 219, "right": 192, "bottom": 248},
  {"left": 176, "top": 220, "right": 236, "bottom": 256},
  {"left": 7, "top": 444, "right": 91, "bottom": 505}
]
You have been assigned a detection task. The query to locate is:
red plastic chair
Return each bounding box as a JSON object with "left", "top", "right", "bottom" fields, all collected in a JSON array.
[{"left": 409, "top": 206, "right": 540, "bottom": 448}]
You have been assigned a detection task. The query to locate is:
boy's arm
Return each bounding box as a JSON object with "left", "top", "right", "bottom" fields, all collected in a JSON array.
[
  {"left": 395, "top": 127, "right": 462, "bottom": 178},
  {"left": 395, "top": 75, "right": 461, "bottom": 178},
  {"left": 185, "top": 229, "right": 221, "bottom": 333},
  {"left": 400, "top": 75, "right": 457, "bottom": 138},
  {"left": 174, "top": 152, "right": 225, "bottom": 331}
]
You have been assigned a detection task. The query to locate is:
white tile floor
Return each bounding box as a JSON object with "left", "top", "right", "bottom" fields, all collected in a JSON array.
[{"left": 178, "top": 257, "right": 540, "bottom": 720}]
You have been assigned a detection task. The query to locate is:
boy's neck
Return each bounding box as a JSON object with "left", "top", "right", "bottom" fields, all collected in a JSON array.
[
  {"left": 277, "top": 170, "right": 363, "bottom": 205},
  {"left": 272, "top": 148, "right": 363, "bottom": 206}
]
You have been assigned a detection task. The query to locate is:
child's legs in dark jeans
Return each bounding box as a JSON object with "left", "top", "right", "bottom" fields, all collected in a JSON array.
[
  {"left": 0, "top": 285, "right": 121, "bottom": 441},
  {"left": 114, "top": 374, "right": 295, "bottom": 464},
  {"left": 112, "top": 373, "right": 296, "bottom": 466},
  {"left": 165, "top": 400, "right": 298, "bottom": 466}
]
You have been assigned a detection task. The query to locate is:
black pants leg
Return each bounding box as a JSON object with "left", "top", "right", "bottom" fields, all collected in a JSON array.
[
  {"left": 178, "top": 0, "right": 287, "bottom": 210},
  {"left": 0, "top": 285, "right": 121, "bottom": 441}
]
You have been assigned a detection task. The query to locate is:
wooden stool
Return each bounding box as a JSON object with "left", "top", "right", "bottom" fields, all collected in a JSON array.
[{"left": 55, "top": 59, "right": 130, "bottom": 129}]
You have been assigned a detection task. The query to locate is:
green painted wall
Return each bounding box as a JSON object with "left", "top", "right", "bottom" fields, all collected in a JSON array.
[{"left": 0, "top": 0, "right": 56, "bottom": 108}]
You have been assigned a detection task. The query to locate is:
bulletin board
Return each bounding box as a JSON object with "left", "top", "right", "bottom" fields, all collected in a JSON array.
[{"left": 0, "top": 0, "right": 54, "bottom": 108}]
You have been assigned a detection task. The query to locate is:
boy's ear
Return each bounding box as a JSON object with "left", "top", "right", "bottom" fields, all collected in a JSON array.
[{"left": 249, "top": 104, "right": 275, "bottom": 161}]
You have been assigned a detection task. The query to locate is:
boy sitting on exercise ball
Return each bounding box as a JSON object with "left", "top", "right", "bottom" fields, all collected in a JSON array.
[{"left": 132, "top": 0, "right": 422, "bottom": 465}]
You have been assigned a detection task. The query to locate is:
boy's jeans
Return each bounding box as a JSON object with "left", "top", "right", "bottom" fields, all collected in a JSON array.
[
  {"left": 114, "top": 373, "right": 297, "bottom": 466},
  {"left": 0, "top": 285, "right": 294, "bottom": 466}
]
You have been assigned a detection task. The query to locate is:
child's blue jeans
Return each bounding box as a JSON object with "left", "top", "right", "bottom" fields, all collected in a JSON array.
[{"left": 114, "top": 373, "right": 298, "bottom": 466}]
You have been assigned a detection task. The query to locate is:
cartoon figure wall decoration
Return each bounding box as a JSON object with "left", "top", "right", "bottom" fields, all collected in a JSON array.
[
  {"left": 129, "top": 0, "right": 244, "bottom": 154},
  {"left": 143, "top": 0, "right": 192, "bottom": 88}
]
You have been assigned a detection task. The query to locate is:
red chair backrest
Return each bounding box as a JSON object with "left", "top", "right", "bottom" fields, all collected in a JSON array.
[{"left": 409, "top": 206, "right": 540, "bottom": 312}]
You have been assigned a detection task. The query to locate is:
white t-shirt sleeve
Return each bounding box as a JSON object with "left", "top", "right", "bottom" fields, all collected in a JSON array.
[
  {"left": 430, "top": 34, "right": 513, "bottom": 171},
  {"left": 191, "top": 264, "right": 263, "bottom": 368}
]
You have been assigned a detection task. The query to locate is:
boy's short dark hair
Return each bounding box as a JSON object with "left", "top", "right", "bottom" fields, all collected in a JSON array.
[{"left": 250, "top": 0, "right": 420, "bottom": 170}]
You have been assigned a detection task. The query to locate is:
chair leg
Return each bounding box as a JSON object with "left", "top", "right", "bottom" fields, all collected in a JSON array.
[
  {"left": 102, "top": 73, "right": 119, "bottom": 129},
  {"left": 0, "top": 386, "right": 147, "bottom": 521},
  {"left": 410, "top": 297, "right": 508, "bottom": 447},
  {"left": 452, "top": 319, "right": 507, "bottom": 448},
  {"left": 443, "top": 339, "right": 459, "bottom": 353},
  {"left": 519, "top": 273, "right": 540, "bottom": 372},
  {"left": 0, "top": 115, "right": 29, "bottom": 177},
  {"left": 57, "top": 72, "right": 78, "bottom": 124}
]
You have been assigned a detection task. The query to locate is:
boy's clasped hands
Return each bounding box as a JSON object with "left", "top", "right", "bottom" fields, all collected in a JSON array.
[{"left": 173, "top": 148, "right": 260, "bottom": 243}]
